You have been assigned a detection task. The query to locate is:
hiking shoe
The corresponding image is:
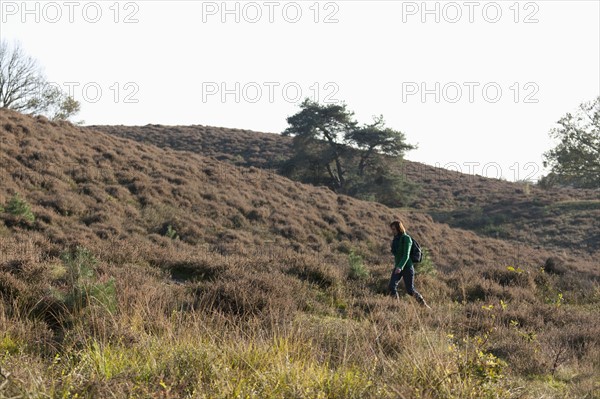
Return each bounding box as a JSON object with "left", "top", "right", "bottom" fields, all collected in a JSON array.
[{"left": 421, "top": 300, "right": 432, "bottom": 309}]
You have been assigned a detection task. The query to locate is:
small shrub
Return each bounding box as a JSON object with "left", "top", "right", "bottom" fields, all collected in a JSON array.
[
  {"left": 245, "top": 209, "right": 263, "bottom": 221},
  {"left": 230, "top": 214, "right": 245, "bottom": 228},
  {"left": 87, "top": 277, "right": 117, "bottom": 313},
  {"left": 61, "top": 246, "right": 96, "bottom": 284},
  {"left": 0, "top": 334, "right": 21, "bottom": 355},
  {"left": 59, "top": 246, "right": 117, "bottom": 314},
  {"left": 321, "top": 229, "right": 335, "bottom": 244},
  {"left": 167, "top": 260, "right": 224, "bottom": 282},
  {"left": 286, "top": 258, "right": 338, "bottom": 289},
  {"left": 415, "top": 247, "right": 437, "bottom": 276},
  {"left": 483, "top": 266, "right": 534, "bottom": 289},
  {"left": 337, "top": 240, "right": 352, "bottom": 254},
  {"left": 165, "top": 224, "right": 179, "bottom": 240},
  {"left": 544, "top": 257, "right": 567, "bottom": 275},
  {"left": 348, "top": 250, "right": 369, "bottom": 280},
  {"left": 5, "top": 193, "right": 35, "bottom": 222}
]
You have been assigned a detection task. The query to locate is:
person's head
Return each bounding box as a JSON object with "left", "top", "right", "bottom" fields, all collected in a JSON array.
[{"left": 389, "top": 220, "right": 406, "bottom": 236}]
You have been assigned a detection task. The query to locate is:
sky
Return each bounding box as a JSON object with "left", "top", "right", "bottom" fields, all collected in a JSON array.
[{"left": 1, "top": 0, "right": 599, "bottom": 182}]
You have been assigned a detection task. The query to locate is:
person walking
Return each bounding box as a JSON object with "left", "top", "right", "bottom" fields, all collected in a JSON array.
[{"left": 388, "top": 220, "right": 431, "bottom": 308}]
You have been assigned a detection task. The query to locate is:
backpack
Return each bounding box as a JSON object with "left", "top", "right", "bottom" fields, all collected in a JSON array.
[{"left": 404, "top": 234, "right": 423, "bottom": 264}]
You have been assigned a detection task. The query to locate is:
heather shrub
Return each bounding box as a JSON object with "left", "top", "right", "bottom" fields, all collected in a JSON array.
[
  {"left": 285, "top": 255, "right": 340, "bottom": 289},
  {"left": 544, "top": 257, "right": 567, "bottom": 275},
  {"left": 4, "top": 193, "right": 35, "bottom": 222},
  {"left": 482, "top": 266, "right": 536, "bottom": 290},
  {"left": 348, "top": 250, "right": 369, "bottom": 280}
]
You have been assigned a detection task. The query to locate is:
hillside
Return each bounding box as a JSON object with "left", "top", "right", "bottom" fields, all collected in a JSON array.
[
  {"left": 89, "top": 124, "right": 600, "bottom": 257},
  {"left": 0, "top": 109, "right": 598, "bottom": 398}
]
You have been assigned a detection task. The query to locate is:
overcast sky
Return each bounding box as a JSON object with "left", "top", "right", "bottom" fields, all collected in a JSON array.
[{"left": 2, "top": 0, "right": 599, "bottom": 181}]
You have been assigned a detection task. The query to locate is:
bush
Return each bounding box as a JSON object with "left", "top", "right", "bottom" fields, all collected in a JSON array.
[
  {"left": 348, "top": 250, "right": 369, "bottom": 280},
  {"left": 544, "top": 257, "right": 567, "bottom": 275},
  {"left": 59, "top": 246, "right": 117, "bottom": 314},
  {"left": 164, "top": 224, "right": 179, "bottom": 240},
  {"left": 5, "top": 193, "right": 35, "bottom": 222},
  {"left": 286, "top": 256, "right": 339, "bottom": 289},
  {"left": 415, "top": 247, "right": 437, "bottom": 276}
]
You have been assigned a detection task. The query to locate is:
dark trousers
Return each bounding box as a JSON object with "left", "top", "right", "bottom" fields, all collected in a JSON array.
[{"left": 388, "top": 266, "right": 425, "bottom": 303}]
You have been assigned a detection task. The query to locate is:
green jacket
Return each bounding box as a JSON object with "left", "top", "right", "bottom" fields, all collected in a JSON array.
[{"left": 391, "top": 233, "right": 413, "bottom": 271}]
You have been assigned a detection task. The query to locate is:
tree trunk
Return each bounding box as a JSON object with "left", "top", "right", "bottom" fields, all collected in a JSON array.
[
  {"left": 358, "top": 146, "right": 376, "bottom": 177},
  {"left": 325, "top": 163, "right": 341, "bottom": 189},
  {"left": 321, "top": 129, "right": 345, "bottom": 189}
]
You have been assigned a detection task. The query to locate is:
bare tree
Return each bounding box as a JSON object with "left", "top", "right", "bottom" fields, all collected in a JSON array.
[
  {"left": 0, "top": 40, "right": 80, "bottom": 121},
  {"left": 0, "top": 40, "right": 41, "bottom": 111}
]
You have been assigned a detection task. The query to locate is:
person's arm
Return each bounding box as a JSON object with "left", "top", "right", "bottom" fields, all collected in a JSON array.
[{"left": 395, "top": 235, "right": 412, "bottom": 271}]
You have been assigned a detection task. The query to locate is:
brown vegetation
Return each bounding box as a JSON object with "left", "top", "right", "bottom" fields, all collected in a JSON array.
[
  {"left": 90, "top": 123, "right": 600, "bottom": 256},
  {"left": 0, "top": 109, "right": 597, "bottom": 398}
]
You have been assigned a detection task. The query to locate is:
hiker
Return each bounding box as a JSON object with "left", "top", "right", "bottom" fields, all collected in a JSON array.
[{"left": 389, "top": 220, "right": 431, "bottom": 308}]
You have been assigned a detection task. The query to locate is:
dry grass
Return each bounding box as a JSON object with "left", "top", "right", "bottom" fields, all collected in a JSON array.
[{"left": 0, "top": 109, "right": 598, "bottom": 398}]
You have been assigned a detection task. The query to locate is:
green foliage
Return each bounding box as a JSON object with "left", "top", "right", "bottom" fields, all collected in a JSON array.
[
  {"left": 283, "top": 98, "right": 357, "bottom": 190},
  {"left": 468, "top": 348, "right": 506, "bottom": 384},
  {"left": 548, "top": 292, "right": 565, "bottom": 308},
  {"left": 282, "top": 99, "right": 417, "bottom": 204},
  {"left": 5, "top": 193, "right": 35, "bottom": 222},
  {"left": 60, "top": 246, "right": 117, "bottom": 314},
  {"left": 165, "top": 224, "right": 179, "bottom": 240},
  {"left": 506, "top": 266, "right": 524, "bottom": 274},
  {"left": 43, "top": 332, "right": 379, "bottom": 399},
  {"left": 542, "top": 96, "right": 600, "bottom": 189},
  {"left": 61, "top": 246, "right": 96, "bottom": 282},
  {"left": 88, "top": 278, "right": 117, "bottom": 313},
  {"left": 0, "top": 334, "right": 22, "bottom": 355},
  {"left": 415, "top": 247, "right": 437, "bottom": 276},
  {"left": 347, "top": 162, "right": 419, "bottom": 208},
  {"left": 28, "top": 83, "right": 81, "bottom": 121},
  {"left": 348, "top": 250, "right": 369, "bottom": 280},
  {"left": 345, "top": 114, "right": 416, "bottom": 176},
  {"left": 446, "top": 327, "right": 508, "bottom": 395}
]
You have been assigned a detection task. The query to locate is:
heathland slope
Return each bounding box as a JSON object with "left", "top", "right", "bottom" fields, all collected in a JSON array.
[
  {"left": 0, "top": 109, "right": 598, "bottom": 398},
  {"left": 6, "top": 112, "right": 591, "bottom": 273},
  {"left": 90, "top": 123, "right": 600, "bottom": 257}
]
